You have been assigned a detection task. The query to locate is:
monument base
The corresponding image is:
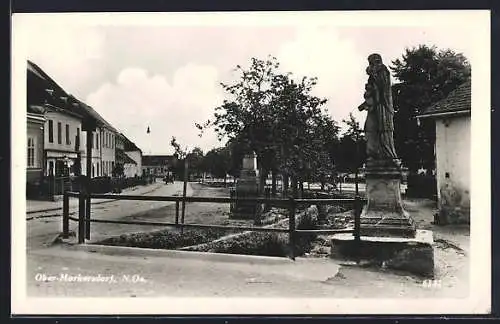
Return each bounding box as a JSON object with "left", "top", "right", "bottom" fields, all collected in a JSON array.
[
  {"left": 230, "top": 170, "right": 260, "bottom": 220},
  {"left": 360, "top": 159, "right": 416, "bottom": 238},
  {"left": 330, "top": 230, "right": 434, "bottom": 278}
]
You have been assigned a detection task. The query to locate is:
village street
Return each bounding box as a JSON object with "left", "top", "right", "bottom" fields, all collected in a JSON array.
[
  {"left": 26, "top": 181, "right": 191, "bottom": 250},
  {"left": 25, "top": 183, "right": 470, "bottom": 301}
]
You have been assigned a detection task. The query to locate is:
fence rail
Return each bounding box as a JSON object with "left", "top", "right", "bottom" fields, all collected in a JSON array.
[{"left": 62, "top": 191, "right": 364, "bottom": 260}]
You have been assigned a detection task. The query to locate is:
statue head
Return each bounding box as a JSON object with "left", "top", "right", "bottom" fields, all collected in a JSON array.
[{"left": 368, "top": 53, "right": 383, "bottom": 66}]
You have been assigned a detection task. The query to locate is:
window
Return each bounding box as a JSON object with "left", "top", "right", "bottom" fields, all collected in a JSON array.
[
  {"left": 112, "top": 135, "right": 114, "bottom": 149},
  {"left": 27, "top": 137, "right": 35, "bottom": 167},
  {"left": 65, "top": 124, "right": 70, "bottom": 145},
  {"left": 76, "top": 128, "right": 80, "bottom": 149},
  {"left": 48, "top": 120, "right": 53, "bottom": 143},
  {"left": 57, "top": 122, "right": 62, "bottom": 144},
  {"left": 97, "top": 163, "right": 100, "bottom": 176},
  {"left": 96, "top": 133, "right": 99, "bottom": 150}
]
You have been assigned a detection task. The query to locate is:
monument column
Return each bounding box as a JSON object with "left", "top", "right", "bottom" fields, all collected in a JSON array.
[
  {"left": 357, "top": 53, "right": 416, "bottom": 238},
  {"left": 231, "top": 151, "right": 260, "bottom": 220},
  {"left": 330, "top": 53, "right": 433, "bottom": 278}
]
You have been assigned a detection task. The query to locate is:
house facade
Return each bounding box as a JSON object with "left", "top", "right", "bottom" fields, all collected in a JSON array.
[
  {"left": 142, "top": 155, "right": 175, "bottom": 178},
  {"left": 27, "top": 59, "right": 138, "bottom": 198},
  {"left": 417, "top": 79, "right": 471, "bottom": 224},
  {"left": 123, "top": 134, "right": 143, "bottom": 177},
  {"left": 26, "top": 107, "right": 46, "bottom": 196},
  {"left": 43, "top": 106, "right": 83, "bottom": 177}
]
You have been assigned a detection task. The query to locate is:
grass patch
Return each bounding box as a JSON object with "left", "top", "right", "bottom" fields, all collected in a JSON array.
[{"left": 98, "top": 228, "right": 234, "bottom": 250}]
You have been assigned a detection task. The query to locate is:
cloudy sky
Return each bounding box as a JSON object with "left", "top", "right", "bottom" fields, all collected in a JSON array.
[{"left": 15, "top": 11, "right": 486, "bottom": 155}]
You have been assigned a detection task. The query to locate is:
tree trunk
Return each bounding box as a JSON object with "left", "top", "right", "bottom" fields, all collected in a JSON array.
[
  {"left": 291, "top": 176, "right": 298, "bottom": 198},
  {"left": 271, "top": 170, "right": 277, "bottom": 197},
  {"left": 283, "top": 173, "right": 289, "bottom": 198}
]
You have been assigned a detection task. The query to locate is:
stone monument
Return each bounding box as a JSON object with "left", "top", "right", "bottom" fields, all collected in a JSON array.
[
  {"left": 357, "top": 53, "right": 416, "bottom": 238},
  {"left": 231, "top": 151, "right": 260, "bottom": 220},
  {"left": 330, "top": 54, "right": 434, "bottom": 277}
]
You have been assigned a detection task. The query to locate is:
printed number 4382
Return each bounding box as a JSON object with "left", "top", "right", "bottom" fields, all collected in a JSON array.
[{"left": 422, "top": 279, "right": 442, "bottom": 288}]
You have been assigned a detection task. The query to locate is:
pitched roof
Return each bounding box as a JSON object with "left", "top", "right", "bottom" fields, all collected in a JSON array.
[
  {"left": 142, "top": 155, "right": 176, "bottom": 166},
  {"left": 419, "top": 79, "right": 471, "bottom": 118},
  {"left": 71, "top": 96, "right": 118, "bottom": 132},
  {"left": 27, "top": 105, "right": 46, "bottom": 115},
  {"left": 116, "top": 149, "right": 137, "bottom": 165},
  {"left": 27, "top": 60, "right": 118, "bottom": 132},
  {"left": 120, "top": 133, "right": 142, "bottom": 152}
]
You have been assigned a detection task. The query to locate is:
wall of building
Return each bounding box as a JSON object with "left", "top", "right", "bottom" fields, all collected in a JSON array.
[
  {"left": 27, "top": 116, "right": 45, "bottom": 184},
  {"left": 435, "top": 114, "right": 470, "bottom": 224},
  {"left": 43, "top": 111, "right": 82, "bottom": 176},
  {"left": 125, "top": 151, "right": 142, "bottom": 177},
  {"left": 81, "top": 127, "right": 102, "bottom": 178},
  {"left": 100, "top": 128, "right": 116, "bottom": 176},
  {"left": 44, "top": 111, "right": 82, "bottom": 154}
]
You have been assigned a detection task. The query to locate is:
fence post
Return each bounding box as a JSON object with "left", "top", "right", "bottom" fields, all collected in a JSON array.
[
  {"left": 85, "top": 190, "right": 91, "bottom": 240},
  {"left": 288, "top": 196, "right": 296, "bottom": 261},
  {"left": 180, "top": 196, "right": 186, "bottom": 234},
  {"left": 353, "top": 195, "right": 362, "bottom": 262},
  {"left": 62, "top": 191, "right": 69, "bottom": 238},
  {"left": 78, "top": 192, "right": 86, "bottom": 244},
  {"left": 354, "top": 195, "right": 361, "bottom": 242},
  {"left": 175, "top": 200, "right": 180, "bottom": 225}
]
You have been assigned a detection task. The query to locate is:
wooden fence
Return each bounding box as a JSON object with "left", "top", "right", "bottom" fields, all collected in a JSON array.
[{"left": 62, "top": 191, "right": 364, "bottom": 260}]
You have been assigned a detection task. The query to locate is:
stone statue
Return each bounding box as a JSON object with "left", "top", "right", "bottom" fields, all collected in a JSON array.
[{"left": 358, "top": 53, "right": 398, "bottom": 163}]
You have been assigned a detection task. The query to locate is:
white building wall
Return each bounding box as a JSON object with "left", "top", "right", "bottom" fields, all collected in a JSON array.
[
  {"left": 435, "top": 115, "right": 470, "bottom": 223},
  {"left": 81, "top": 127, "right": 103, "bottom": 178},
  {"left": 125, "top": 151, "right": 142, "bottom": 177},
  {"left": 44, "top": 111, "right": 82, "bottom": 153},
  {"left": 100, "top": 128, "right": 116, "bottom": 176},
  {"left": 43, "top": 111, "right": 82, "bottom": 176}
]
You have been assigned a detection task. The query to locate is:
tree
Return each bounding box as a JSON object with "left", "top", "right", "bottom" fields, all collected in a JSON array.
[
  {"left": 203, "top": 147, "right": 231, "bottom": 183},
  {"left": 203, "top": 56, "right": 333, "bottom": 198},
  {"left": 112, "top": 163, "right": 124, "bottom": 178},
  {"left": 335, "top": 113, "right": 366, "bottom": 174},
  {"left": 186, "top": 147, "right": 205, "bottom": 179},
  {"left": 390, "top": 45, "right": 471, "bottom": 173}
]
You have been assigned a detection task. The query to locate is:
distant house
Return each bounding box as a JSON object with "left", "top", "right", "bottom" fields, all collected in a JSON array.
[
  {"left": 417, "top": 79, "right": 471, "bottom": 224},
  {"left": 142, "top": 155, "right": 176, "bottom": 178},
  {"left": 116, "top": 133, "right": 142, "bottom": 178}
]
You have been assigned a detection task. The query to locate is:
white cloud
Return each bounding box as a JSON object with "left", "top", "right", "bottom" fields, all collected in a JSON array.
[
  {"left": 86, "top": 64, "right": 223, "bottom": 155},
  {"left": 277, "top": 26, "right": 367, "bottom": 131},
  {"left": 25, "top": 21, "right": 106, "bottom": 98}
]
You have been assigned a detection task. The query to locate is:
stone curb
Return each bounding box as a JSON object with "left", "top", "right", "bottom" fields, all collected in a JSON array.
[
  {"left": 69, "top": 243, "right": 296, "bottom": 265},
  {"left": 26, "top": 184, "right": 163, "bottom": 215}
]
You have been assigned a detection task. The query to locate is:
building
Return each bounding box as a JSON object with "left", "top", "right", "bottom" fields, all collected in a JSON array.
[
  {"left": 26, "top": 105, "right": 46, "bottom": 196},
  {"left": 71, "top": 98, "right": 119, "bottom": 178},
  {"left": 417, "top": 79, "right": 471, "bottom": 224},
  {"left": 142, "top": 155, "right": 176, "bottom": 178},
  {"left": 27, "top": 61, "right": 84, "bottom": 179},
  {"left": 116, "top": 133, "right": 142, "bottom": 178}
]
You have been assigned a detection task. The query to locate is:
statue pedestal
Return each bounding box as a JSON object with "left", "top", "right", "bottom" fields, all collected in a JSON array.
[
  {"left": 231, "top": 170, "right": 259, "bottom": 220},
  {"left": 231, "top": 152, "right": 260, "bottom": 220},
  {"left": 360, "top": 159, "right": 416, "bottom": 238}
]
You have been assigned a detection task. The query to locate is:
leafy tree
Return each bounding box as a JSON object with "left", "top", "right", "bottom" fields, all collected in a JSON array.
[
  {"left": 112, "top": 163, "right": 124, "bottom": 178},
  {"left": 186, "top": 147, "right": 205, "bottom": 179},
  {"left": 390, "top": 45, "right": 471, "bottom": 173},
  {"left": 203, "top": 147, "right": 231, "bottom": 183},
  {"left": 335, "top": 113, "right": 366, "bottom": 174}
]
